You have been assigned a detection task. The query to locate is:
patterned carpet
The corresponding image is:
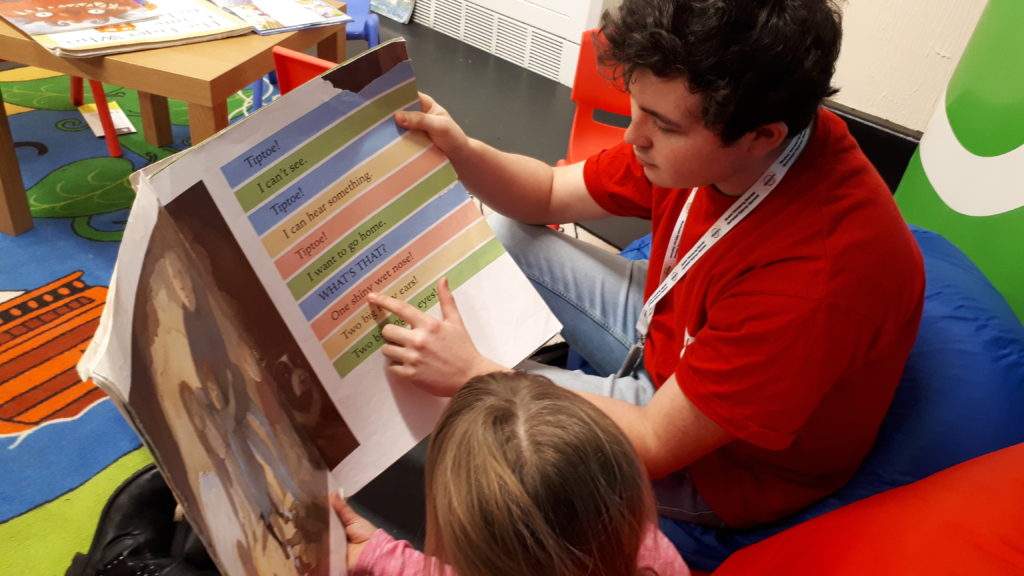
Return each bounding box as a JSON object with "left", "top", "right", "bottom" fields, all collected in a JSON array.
[{"left": 0, "top": 65, "right": 267, "bottom": 575}]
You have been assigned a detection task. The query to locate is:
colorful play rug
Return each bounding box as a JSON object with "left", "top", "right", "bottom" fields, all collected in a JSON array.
[{"left": 0, "top": 65, "right": 270, "bottom": 575}]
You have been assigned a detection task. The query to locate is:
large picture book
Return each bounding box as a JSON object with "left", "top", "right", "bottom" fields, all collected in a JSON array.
[
  {"left": 78, "top": 39, "right": 560, "bottom": 575},
  {"left": 24, "top": 0, "right": 252, "bottom": 57}
]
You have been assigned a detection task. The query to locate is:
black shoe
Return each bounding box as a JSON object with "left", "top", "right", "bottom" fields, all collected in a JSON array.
[
  {"left": 170, "top": 518, "right": 216, "bottom": 571},
  {"left": 66, "top": 464, "right": 179, "bottom": 576}
]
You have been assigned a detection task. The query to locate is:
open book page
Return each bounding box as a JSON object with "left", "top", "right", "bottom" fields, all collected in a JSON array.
[
  {"left": 78, "top": 38, "right": 560, "bottom": 576},
  {"left": 30, "top": 0, "right": 251, "bottom": 57},
  {"left": 210, "top": 0, "right": 352, "bottom": 34},
  {"left": 0, "top": 0, "right": 160, "bottom": 35}
]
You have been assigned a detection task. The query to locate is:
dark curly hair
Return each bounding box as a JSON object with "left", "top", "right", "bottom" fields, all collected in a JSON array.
[{"left": 600, "top": 0, "right": 842, "bottom": 144}]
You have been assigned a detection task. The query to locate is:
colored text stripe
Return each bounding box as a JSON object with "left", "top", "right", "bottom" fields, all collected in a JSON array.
[
  {"left": 287, "top": 166, "right": 460, "bottom": 302},
  {"left": 272, "top": 145, "right": 448, "bottom": 274},
  {"left": 236, "top": 81, "right": 418, "bottom": 218},
  {"left": 316, "top": 216, "right": 492, "bottom": 346},
  {"left": 306, "top": 198, "right": 482, "bottom": 334},
  {"left": 296, "top": 184, "right": 470, "bottom": 319},
  {"left": 221, "top": 60, "right": 417, "bottom": 188},
  {"left": 331, "top": 237, "right": 506, "bottom": 378},
  {"left": 264, "top": 131, "right": 436, "bottom": 258}
]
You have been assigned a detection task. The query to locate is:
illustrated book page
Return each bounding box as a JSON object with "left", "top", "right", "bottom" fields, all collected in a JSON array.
[
  {"left": 0, "top": 0, "right": 160, "bottom": 35},
  {"left": 30, "top": 0, "right": 251, "bottom": 57},
  {"left": 78, "top": 38, "right": 561, "bottom": 576}
]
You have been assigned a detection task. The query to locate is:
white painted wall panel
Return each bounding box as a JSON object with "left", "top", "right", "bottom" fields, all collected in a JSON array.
[
  {"left": 426, "top": 0, "right": 989, "bottom": 132},
  {"left": 832, "top": 0, "right": 987, "bottom": 131},
  {"left": 469, "top": 0, "right": 602, "bottom": 40},
  {"left": 593, "top": 0, "right": 988, "bottom": 132}
]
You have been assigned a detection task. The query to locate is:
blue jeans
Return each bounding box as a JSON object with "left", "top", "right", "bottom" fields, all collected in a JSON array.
[
  {"left": 488, "top": 214, "right": 654, "bottom": 401},
  {"left": 489, "top": 215, "right": 724, "bottom": 527}
]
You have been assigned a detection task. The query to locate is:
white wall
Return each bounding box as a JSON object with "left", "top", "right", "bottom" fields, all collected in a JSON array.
[
  {"left": 833, "top": 0, "right": 987, "bottom": 132},
  {"left": 458, "top": 0, "right": 988, "bottom": 131},
  {"left": 597, "top": 0, "right": 988, "bottom": 133}
]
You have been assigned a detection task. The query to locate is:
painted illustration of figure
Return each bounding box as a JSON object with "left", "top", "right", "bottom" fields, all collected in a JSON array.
[{"left": 130, "top": 194, "right": 359, "bottom": 575}]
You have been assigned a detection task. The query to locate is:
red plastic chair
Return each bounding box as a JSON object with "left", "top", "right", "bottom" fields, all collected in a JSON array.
[
  {"left": 0, "top": 62, "right": 121, "bottom": 157},
  {"left": 559, "top": 29, "right": 631, "bottom": 166},
  {"left": 69, "top": 76, "right": 123, "bottom": 157},
  {"left": 272, "top": 47, "right": 336, "bottom": 95}
]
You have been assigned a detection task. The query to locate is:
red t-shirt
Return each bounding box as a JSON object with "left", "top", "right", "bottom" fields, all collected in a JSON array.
[{"left": 583, "top": 109, "right": 925, "bottom": 527}]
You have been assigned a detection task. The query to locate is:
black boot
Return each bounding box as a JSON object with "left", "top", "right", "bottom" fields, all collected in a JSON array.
[
  {"left": 86, "top": 555, "right": 217, "bottom": 576},
  {"left": 66, "top": 464, "right": 180, "bottom": 576},
  {"left": 169, "top": 517, "right": 217, "bottom": 571}
]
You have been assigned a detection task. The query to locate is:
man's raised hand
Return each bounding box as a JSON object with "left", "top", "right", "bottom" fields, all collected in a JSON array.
[{"left": 394, "top": 93, "right": 470, "bottom": 161}]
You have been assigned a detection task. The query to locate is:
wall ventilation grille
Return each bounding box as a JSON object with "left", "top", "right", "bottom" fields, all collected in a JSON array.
[{"left": 412, "top": 0, "right": 571, "bottom": 84}]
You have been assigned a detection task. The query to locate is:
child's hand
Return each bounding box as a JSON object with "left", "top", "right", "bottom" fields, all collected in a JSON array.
[{"left": 330, "top": 489, "right": 378, "bottom": 572}]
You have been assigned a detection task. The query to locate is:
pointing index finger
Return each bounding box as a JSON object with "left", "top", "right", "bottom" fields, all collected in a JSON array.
[{"left": 367, "top": 291, "right": 425, "bottom": 327}]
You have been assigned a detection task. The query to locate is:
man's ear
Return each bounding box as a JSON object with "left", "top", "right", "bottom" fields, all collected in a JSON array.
[{"left": 746, "top": 121, "right": 789, "bottom": 156}]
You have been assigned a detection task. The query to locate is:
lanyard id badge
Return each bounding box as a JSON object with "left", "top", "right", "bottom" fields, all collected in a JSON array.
[
  {"left": 616, "top": 342, "right": 646, "bottom": 378},
  {"left": 615, "top": 127, "right": 810, "bottom": 378}
]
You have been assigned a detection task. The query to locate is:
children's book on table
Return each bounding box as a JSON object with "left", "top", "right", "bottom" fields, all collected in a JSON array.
[
  {"left": 4, "top": 0, "right": 253, "bottom": 57},
  {"left": 78, "top": 39, "right": 560, "bottom": 576},
  {"left": 371, "top": 0, "right": 415, "bottom": 24},
  {"left": 210, "top": 0, "right": 353, "bottom": 34},
  {"left": 0, "top": 0, "right": 161, "bottom": 35}
]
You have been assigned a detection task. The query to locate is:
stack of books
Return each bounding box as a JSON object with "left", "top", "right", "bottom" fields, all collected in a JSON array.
[{"left": 0, "top": 0, "right": 352, "bottom": 57}]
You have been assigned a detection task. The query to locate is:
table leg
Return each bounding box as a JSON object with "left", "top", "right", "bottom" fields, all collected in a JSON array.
[
  {"left": 0, "top": 88, "right": 32, "bottom": 236},
  {"left": 316, "top": 28, "right": 347, "bottom": 63},
  {"left": 138, "top": 92, "right": 173, "bottom": 147},
  {"left": 187, "top": 101, "right": 228, "bottom": 145}
]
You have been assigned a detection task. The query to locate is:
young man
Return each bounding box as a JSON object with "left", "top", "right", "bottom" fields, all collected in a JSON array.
[{"left": 367, "top": 0, "right": 925, "bottom": 529}]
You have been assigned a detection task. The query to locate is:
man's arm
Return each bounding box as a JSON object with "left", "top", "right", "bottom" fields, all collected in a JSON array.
[
  {"left": 396, "top": 93, "right": 612, "bottom": 225},
  {"left": 574, "top": 375, "right": 733, "bottom": 479},
  {"left": 367, "top": 279, "right": 733, "bottom": 478}
]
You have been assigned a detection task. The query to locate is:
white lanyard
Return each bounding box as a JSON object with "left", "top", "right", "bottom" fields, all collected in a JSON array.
[{"left": 616, "top": 127, "right": 810, "bottom": 377}]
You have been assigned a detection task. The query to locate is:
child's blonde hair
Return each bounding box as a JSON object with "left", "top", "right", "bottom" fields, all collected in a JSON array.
[{"left": 424, "top": 371, "right": 657, "bottom": 576}]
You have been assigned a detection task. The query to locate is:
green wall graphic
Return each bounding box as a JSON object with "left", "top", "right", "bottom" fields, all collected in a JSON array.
[{"left": 896, "top": 0, "right": 1024, "bottom": 321}]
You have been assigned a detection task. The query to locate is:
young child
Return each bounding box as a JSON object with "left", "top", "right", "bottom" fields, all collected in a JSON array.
[{"left": 331, "top": 371, "right": 690, "bottom": 576}]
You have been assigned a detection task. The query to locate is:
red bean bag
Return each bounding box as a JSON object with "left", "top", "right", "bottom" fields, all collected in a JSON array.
[{"left": 713, "top": 442, "right": 1024, "bottom": 575}]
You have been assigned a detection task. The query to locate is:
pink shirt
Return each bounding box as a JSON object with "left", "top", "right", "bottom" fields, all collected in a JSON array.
[{"left": 353, "top": 526, "right": 691, "bottom": 575}]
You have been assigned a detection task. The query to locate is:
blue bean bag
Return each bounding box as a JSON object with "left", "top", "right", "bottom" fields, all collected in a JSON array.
[{"left": 638, "top": 225, "right": 1024, "bottom": 572}]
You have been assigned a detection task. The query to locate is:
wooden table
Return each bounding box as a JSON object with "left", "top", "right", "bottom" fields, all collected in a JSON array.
[{"left": 0, "top": 21, "right": 346, "bottom": 236}]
